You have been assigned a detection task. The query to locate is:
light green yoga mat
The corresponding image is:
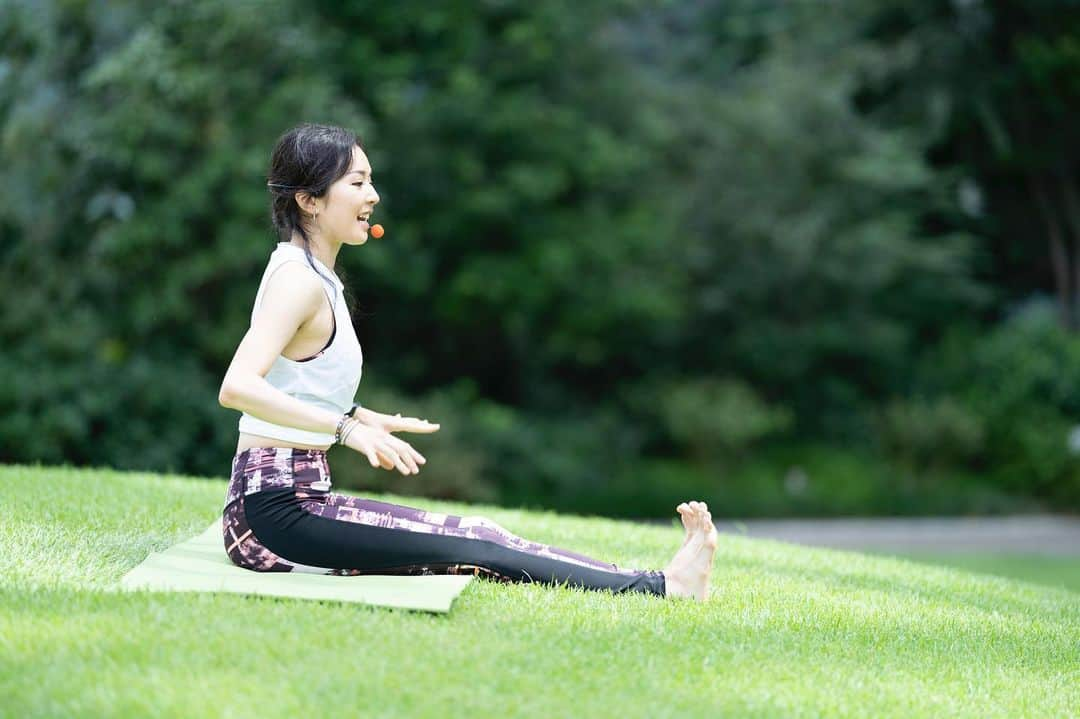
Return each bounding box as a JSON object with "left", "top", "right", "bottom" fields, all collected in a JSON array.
[{"left": 118, "top": 519, "right": 473, "bottom": 613}]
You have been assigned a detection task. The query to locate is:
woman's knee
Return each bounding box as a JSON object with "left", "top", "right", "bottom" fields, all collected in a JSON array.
[
  {"left": 463, "top": 514, "right": 511, "bottom": 535},
  {"left": 463, "top": 516, "right": 530, "bottom": 549}
]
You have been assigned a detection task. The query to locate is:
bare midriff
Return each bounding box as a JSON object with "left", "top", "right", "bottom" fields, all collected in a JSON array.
[{"left": 235, "top": 432, "right": 331, "bottom": 454}]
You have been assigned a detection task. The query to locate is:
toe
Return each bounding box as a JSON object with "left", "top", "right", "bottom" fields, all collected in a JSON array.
[{"left": 680, "top": 511, "right": 695, "bottom": 534}]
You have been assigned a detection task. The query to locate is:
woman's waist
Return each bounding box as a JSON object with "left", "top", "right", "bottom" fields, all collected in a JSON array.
[
  {"left": 236, "top": 414, "right": 339, "bottom": 447},
  {"left": 236, "top": 432, "right": 331, "bottom": 453},
  {"left": 226, "top": 446, "right": 333, "bottom": 509}
]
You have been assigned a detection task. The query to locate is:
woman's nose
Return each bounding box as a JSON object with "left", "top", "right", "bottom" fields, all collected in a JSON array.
[{"left": 369, "top": 186, "right": 380, "bottom": 204}]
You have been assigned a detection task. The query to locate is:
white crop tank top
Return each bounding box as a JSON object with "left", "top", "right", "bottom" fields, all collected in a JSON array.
[{"left": 237, "top": 242, "right": 364, "bottom": 445}]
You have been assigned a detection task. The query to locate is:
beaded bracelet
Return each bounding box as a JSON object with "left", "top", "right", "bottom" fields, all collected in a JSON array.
[
  {"left": 334, "top": 404, "right": 364, "bottom": 445},
  {"left": 333, "top": 413, "right": 351, "bottom": 444},
  {"left": 338, "top": 418, "right": 362, "bottom": 445}
]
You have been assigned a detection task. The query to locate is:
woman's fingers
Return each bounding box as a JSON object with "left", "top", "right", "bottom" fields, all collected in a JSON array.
[
  {"left": 388, "top": 437, "right": 425, "bottom": 474},
  {"left": 394, "top": 437, "right": 426, "bottom": 466},
  {"left": 351, "top": 430, "right": 415, "bottom": 474},
  {"left": 377, "top": 441, "right": 415, "bottom": 475},
  {"left": 351, "top": 435, "right": 389, "bottom": 469},
  {"left": 406, "top": 417, "right": 440, "bottom": 433},
  {"left": 360, "top": 433, "right": 426, "bottom": 476},
  {"left": 377, "top": 452, "right": 395, "bottom": 470},
  {"left": 365, "top": 448, "right": 380, "bottom": 468},
  {"left": 393, "top": 440, "right": 419, "bottom": 474},
  {"left": 384, "top": 416, "right": 440, "bottom": 434},
  {"left": 388, "top": 436, "right": 421, "bottom": 464},
  {"left": 392, "top": 448, "right": 414, "bottom": 475}
]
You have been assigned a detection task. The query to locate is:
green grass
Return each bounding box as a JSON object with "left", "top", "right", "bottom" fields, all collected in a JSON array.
[
  {"left": 871, "top": 552, "right": 1080, "bottom": 594},
  {"left": 2, "top": 464, "right": 1078, "bottom": 718}
]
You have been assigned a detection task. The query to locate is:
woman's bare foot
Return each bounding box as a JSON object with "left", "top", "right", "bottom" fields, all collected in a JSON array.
[{"left": 663, "top": 501, "right": 718, "bottom": 601}]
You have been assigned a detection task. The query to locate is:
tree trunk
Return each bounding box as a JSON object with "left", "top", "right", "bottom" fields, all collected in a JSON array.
[
  {"left": 1061, "top": 173, "right": 1080, "bottom": 331},
  {"left": 1028, "top": 173, "right": 1073, "bottom": 330}
]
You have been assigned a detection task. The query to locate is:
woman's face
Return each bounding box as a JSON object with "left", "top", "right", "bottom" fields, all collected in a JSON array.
[{"left": 319, "top": 145, "right": 381, "bottom": 246}]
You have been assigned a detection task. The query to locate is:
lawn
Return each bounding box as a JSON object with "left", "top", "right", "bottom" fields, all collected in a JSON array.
[
  {"left": 872, "top": 552, "right": 1080, "bottom": 595},
  {"left": 1, "top": 464, "right": 1077, "bottom": 718}
]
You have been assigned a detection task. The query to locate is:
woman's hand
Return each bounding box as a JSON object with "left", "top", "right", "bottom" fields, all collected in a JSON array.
[
  {"left": 342, "top": 420, "right": 426, "bottom": 475},
  {"left": 357, "top": 408, "right": 440, "bottom": 435}
]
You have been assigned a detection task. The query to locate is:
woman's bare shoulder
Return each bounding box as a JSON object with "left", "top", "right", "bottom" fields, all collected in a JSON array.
[{"left": 257, "top": 260, "right": 326, "bottom": 325}]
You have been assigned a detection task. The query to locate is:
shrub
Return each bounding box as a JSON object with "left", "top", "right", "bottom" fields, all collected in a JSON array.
[
  {"left": 622, "top": 375, "right": 794, "bottom": 463},
  {"left": 913, "top": 299, "right": 1080, "bottom": 506},
  {"left": 873, "top": 395, "right": 985, "bottom": 473}
]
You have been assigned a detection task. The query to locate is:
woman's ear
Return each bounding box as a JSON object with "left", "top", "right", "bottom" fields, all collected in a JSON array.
[{"left": 294, "top": 191, "right": 318, "bottom": 216}]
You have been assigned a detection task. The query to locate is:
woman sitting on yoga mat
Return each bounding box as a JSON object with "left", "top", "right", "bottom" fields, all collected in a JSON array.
[{"left": 218, "top": 123, "right": 718, "bottom": 600}]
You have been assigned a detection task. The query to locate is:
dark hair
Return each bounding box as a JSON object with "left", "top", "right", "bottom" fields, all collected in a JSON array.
[{"left": 265, "top": 123, "right": 361, "bottom": 313}]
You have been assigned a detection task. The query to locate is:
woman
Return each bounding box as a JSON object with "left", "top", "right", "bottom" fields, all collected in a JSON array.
[{"left": 218, "top": 123, "right": 717, "bottom": 600}]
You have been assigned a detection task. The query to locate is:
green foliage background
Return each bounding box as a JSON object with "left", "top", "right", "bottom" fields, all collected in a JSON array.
[{"left": 3, "top": 0, "right": 1079, "bottom": 516}]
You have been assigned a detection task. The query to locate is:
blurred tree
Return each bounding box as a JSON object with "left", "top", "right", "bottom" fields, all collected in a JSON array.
[
  {"left": 614, "top": 0, "right": 988, "bottom": 438},
  {"left": 0, "top": 0, "right": 369, "bottom": 472},
  {"left": 859, "top": 0, "right": 1080, "bottom": 329},
  {"left": 308, "top": 1, "right": 691, "bottom": 409},
  {"left": 4, "top": 0, "right": 1071, "bottom": 513}
]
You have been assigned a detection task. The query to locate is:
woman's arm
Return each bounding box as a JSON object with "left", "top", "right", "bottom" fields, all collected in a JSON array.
[
  {"left": 218, "top": 260, "right": 428, "bottom": 474},
  {"left": 218, "top": 262, "right": 341, "bottom": 434}
]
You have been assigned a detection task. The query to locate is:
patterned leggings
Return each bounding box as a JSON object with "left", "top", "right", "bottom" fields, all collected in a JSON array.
[{"left": 222, "top": 447, "right": 666, "bottom": 596}]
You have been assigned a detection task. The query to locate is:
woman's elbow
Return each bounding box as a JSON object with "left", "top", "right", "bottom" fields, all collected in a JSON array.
[
  {"left": 220, "top": 368, "right": 266, "bottom": 409},
  {"left": 218, "top": 379, "right": 244, "bottom": 409}
]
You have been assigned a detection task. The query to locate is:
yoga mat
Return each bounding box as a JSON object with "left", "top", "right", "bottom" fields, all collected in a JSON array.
[{"left": 118, "top": 519, "right": 473, "bottom": 613}]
